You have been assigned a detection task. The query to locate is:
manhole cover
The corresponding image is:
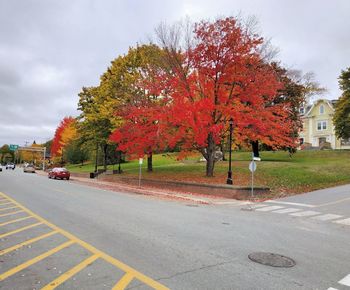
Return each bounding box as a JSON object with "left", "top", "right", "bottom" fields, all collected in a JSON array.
[{"left": 248, "top": 252, "right": 296, "bottom": 268}]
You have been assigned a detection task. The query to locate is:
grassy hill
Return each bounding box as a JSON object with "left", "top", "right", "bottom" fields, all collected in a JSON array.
[{"left": 66, "top": 150, "right": 350, "bottom": 197}]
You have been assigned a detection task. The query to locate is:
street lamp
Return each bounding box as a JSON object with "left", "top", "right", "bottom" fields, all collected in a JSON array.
[{"left": 227, "top": 118, "right": 233, "bottom": 185}]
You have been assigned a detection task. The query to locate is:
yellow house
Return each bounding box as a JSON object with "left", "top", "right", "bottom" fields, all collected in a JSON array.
[{"left": 299, "top": 99, "right": 350, "bottom": 149}]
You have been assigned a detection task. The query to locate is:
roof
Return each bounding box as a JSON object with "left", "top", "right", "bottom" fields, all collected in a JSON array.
[{"left": 303, "top": 98, "right": 335, "bottom": 117}]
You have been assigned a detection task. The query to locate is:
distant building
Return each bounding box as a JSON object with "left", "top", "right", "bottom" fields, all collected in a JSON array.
[{"left": 299, "top": 98, "right": 350, "bottom": 149}]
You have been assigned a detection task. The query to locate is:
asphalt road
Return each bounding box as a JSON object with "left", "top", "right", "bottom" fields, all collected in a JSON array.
[{"left": 0, "top": 167, "right": 350, "bottom": 290}]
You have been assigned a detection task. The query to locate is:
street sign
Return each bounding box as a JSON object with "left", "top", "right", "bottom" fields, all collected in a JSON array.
[
  {"left": 249, "top": 161, "right": 257, "bottom": 172},
  {"left": 9, "top": 144, "right": 19, "bottom": 151}
]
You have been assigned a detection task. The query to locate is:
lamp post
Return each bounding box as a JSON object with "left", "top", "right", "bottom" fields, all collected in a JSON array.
[{"left": 226, "top": 118, "right": 233, "bottom": 185}]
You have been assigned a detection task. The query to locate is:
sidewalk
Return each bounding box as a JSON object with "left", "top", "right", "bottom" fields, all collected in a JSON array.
[{"left": 37, "top": 170, "right": 250, "bottom": 206}]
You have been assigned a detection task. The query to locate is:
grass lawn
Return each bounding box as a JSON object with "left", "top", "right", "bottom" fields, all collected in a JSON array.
[{"left": 66, "top": 150, "right": 350, "bottom": 197}]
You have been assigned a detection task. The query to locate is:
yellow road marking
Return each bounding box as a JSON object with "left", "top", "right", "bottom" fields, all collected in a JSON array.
[
  {"left": 41, "top": 254, "right": 100, "bottom": 289},
  {"left": 0, "top": 240, "right": 75, "bottom": 281},
  {"left": 0, "top": 230, "right": 58, "bottom": 256},
  {"left": 113, "top": 272, "right": 135, "bottom": 290},
  {"left": 0, "top": 192, "right": 169, "bottom": 290},
  {"left": 0, "top": 222, "right": 42, "bottom": 239},
  {"left": 0, "top": 216, "right": 33, "bottom": 227},
  {"left": 0, "top": 202, "right": 13, "bottom": 206},
  {"left": 0, "top": 206, "right": 18, "bottom": 212},
  {"left": 0, "top": 210, "right": 24, "bottom": 217}
]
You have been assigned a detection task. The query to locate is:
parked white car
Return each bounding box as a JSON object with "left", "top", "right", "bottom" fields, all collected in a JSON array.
[{"left": 6, "top": 163, "right": 15, "bottom": 170}]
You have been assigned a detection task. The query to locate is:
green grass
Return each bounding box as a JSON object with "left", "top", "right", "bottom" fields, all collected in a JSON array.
[{"left": 66, "top": 150, "right": 350, "bottom": 196}]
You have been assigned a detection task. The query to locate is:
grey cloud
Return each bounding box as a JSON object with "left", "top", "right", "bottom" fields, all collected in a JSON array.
[{"left": 0, "top": 0, "right": 349, "bottom": 145}]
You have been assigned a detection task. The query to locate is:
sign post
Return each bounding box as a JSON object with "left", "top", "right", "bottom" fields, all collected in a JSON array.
[
  {"left": 17, "top": 146, "right": 46, "bottom": 171},
  {"left": 249, "top": 153, "right": 257, "bottom": 199},
  {"left": 138, "top": 158, "right": 143, "bottom": 188}
]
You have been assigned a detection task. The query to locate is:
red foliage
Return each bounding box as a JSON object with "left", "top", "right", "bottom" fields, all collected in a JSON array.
[
  {"left": 110, "top": 102, "right": 168, "bottom": 158},
  {"left": 111, "top": 17, "right": 296, "bottom": 164},
  {"left": 51, "top": 117, "right": 75, "bottom": 157}
]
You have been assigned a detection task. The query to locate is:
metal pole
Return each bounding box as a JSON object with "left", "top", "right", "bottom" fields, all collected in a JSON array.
[
  {"left": 43, "top": 147, "right": 46, "bottom": 171},
  {"left": 226, "top": 118, "right": 233, "bottom": 184},
  {"left": 251, "top": 153, "right": 254, "bottom": 199},
  {"left": 138, "top": 163, "right": 142, "bottom": 188},
  {"left": 95, "top": 143, "right": 98, "bottom": 173}
]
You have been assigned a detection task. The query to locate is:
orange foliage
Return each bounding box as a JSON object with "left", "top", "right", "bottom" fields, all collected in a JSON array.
[{"left": 51, "top": 117, "right": 76, "bottom": 157}]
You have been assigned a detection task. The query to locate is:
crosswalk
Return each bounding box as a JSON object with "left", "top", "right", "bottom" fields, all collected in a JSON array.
[
  {"left": 251, "top": 202, "right": 350, "bottom": 227},
  {"left": 0, "top": 192, "right": 169, "bottom": 289},
  {"left": 328, "top": 273, "right": 350, "bottom": 289}
]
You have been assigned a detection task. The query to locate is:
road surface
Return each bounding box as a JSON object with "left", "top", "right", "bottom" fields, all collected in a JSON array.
[{"left": 0, "top": 168, "right": 350, "bottom": 289}]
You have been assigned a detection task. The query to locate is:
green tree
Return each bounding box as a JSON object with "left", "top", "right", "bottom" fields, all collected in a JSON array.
[
  {"left": 64, "top": 140, "right": 89, "bottom": 165},
  {"left": 334, "top": 67, "right": 350, "bottom": 140},
  {"left": 77, "top": 86, "right": 115, "bottom": 172},
  {"left": 99, "top": 44, "right": 164, "bottom": 172},
  {"left": 0, "top": 144, "right": 13, "bottom": 163}
]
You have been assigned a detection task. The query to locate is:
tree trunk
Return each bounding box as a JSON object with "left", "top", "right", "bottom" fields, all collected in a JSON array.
[
  {"left": 117, "top": 150, "right": 122, "bottom": 173},
  {"left": 205, "top": 133, "right": 216, "bottom": 177},
  {"left": 251, "top": 140, "right": 259, "bottom": 158},
  {"left": 147, "top": 151, "right": 153, "bottom": 172}
]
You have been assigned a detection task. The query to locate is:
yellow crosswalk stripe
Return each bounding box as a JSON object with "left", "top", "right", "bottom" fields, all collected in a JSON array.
[
  {"left": 0, "top": 240, "right": 75, "bottom": 281},
  {"left": 112, "top": 272, "right": 135, "bottom": 290},
  {"left": 0, "top": 216, "right": 33, "bottom": 227},
  {"left": 0, "top": 192, "right": 170, "bottom": 289},
  {"left": 41, "top": 254, "right": 100, "bottom": 289},
  {"left": 0, "top": 222, "right": 42, "bottom": 239},
  {"left": 0, "top": 206, "right": 18, "bottom": 212},
  {"left": 0, "top": 230, "right": 58, "bottom": 256},
  {"left": 0, "top": 210, "right": 24, "bottom": 217}
]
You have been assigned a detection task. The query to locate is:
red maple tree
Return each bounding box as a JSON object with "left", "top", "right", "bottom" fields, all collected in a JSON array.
[{"left": 111, "top": 17, "right": 296, "bottom": 177}]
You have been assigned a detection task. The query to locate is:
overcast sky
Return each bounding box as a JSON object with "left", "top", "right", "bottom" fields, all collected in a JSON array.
[{"left": 0, "top": 0, "right": 349, "bottom": 146}]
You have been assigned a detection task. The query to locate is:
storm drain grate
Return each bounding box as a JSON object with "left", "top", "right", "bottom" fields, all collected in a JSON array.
[{"left": 248, "top": 252, "right": 296, "bottom": 268}]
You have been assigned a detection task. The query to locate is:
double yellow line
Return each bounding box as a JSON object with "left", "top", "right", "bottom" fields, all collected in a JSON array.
[{"left": 0, "top": 192, "right": 169, "bottom": 290}]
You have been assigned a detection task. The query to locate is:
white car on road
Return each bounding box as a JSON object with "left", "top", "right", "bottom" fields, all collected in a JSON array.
[{"left": 6, "top": 163, "right": 15, "bottom": 170}]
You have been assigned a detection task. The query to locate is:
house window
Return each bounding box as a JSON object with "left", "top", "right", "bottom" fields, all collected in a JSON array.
[
  {"left": 317, "top": 120, "right": 327, "bottom": 130},
  {"left": 320, "top": 105, "right": 325, "bottom": 114},
  {"left": 300, "top": 107, "right": 305, "bottom": 114}
]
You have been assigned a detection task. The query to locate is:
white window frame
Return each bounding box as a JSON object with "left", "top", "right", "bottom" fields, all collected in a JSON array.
[{"left": 317, "top": 120, "right": 327, "bottom": 131}]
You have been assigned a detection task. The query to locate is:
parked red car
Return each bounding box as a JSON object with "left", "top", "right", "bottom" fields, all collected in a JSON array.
[{"left": 48, "top": 167, "right": 70, "bottom": 180}]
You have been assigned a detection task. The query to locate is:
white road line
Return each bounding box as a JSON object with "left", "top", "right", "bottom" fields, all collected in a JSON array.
[
  {"left": 327, "top": 287, "right": 338, "bottom": 290},
  {"left": 338, "top": 274, "right": 350, "bottom": 286},
  {"left": 251, "top": 204, "right": 270, "bottom": 208},
  {"left": 255, "top": 206, "right": 284, "bottom": 212},
  {"left": 312, "top": 214, "right": 343, "bottom": 221},
  {"left": 267, "top": 200, "right": 316, "bottom": 208},
  {"left": 289, "top": 211, "right": 321, "bottom": 217},
  {"left": 333, "top": 218, "right": 350, "bottom": 226},
  {"left": 272, "top": 208, "right": 302, "bottom": 214}
]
